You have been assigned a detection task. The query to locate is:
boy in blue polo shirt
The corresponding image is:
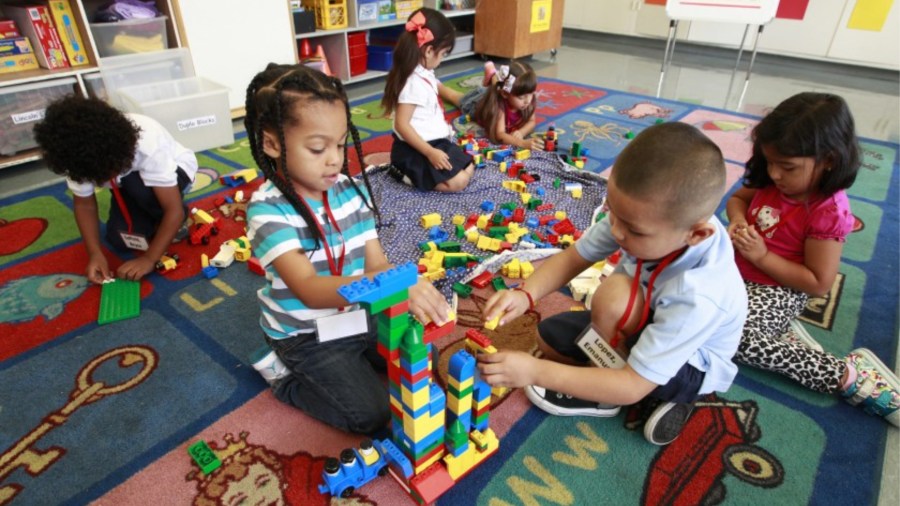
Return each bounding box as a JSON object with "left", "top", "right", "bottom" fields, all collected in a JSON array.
[{"left": 478, "top": 122, "right": 747, "bottom": 445}]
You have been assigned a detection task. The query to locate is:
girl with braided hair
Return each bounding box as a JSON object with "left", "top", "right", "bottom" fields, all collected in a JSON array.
[{"left": 244, "top": 63, "right": 450, "bottom": 434}]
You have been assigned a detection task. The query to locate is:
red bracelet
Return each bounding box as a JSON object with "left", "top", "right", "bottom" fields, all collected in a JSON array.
[{"left": 513, "top": 287, "right": 535, "bottom": 311}]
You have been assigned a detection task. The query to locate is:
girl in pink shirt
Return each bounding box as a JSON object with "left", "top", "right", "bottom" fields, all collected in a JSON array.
[{"left": 727, "top": 92, "right": 898, "bottom": 426}]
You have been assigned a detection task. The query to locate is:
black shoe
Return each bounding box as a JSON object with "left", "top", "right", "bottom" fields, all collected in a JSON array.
[
  {"left": 525, "top": 386, "right": 620, "bottom": 417},
  {"left": 643, "top": 401, "right": 694, "bottom": 445}
]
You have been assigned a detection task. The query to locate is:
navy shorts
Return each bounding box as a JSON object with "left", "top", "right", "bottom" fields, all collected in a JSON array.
[
  {"left": 538, "top": 310, "right": 706, "bottom": 404},
  {"left": 390, "top": 134, "right": 472, "bottom": 190}
]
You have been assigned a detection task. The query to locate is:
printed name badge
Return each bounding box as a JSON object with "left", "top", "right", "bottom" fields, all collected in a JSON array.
[
  {"left": 119, "top": 232, "right": 150, "bottom": 251},
  {"left": 316, "top": 309, "right": 369, "bottom": 343},
  {"left": 576, "top": 327, "right": 626, "bottom": 369}
]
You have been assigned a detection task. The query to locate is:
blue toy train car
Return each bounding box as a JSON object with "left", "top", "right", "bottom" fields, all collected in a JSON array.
[{"left": 318, "top": 439, "right": 389, "bottom": 498}]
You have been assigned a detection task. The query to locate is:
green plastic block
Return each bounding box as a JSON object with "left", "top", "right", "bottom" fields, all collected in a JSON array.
[
  {"left": 491, "top": 277, "right": 508, "bottom": 291},
  {"left": 188, "top": 440, "right": 221, "bottom": 475},
  {"left": 451, "top": 282, "right": 473, "bottom": 298},
  {"left": 98, "top": 279, "right": 141, "bottom": 325}
]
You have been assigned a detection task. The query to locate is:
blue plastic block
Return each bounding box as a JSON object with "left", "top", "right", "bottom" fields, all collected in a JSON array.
[
  {"left": 480, "top": 201, "right": 495, "bottom": 212},
  {"left": 338, "top": 262, "right": 418, "bottom": 304}
]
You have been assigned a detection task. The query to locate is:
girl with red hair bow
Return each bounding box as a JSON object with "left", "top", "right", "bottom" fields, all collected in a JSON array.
[{"left": 381, "top": 8, "right": 474, "bottom": 192}]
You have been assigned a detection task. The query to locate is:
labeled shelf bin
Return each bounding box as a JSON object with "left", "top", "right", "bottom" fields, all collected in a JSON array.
[
  {"left": 116, "top": 77, "right": 234, "bottom": 153},
  {"left": 99, "top": 48, "right": 195, "bottom": 108},
  {"left": 0, "top": 77, "right": 76, "bottom": 156},
  {"left": 90, "top": 16, "right": 169, "bottom": 57}
]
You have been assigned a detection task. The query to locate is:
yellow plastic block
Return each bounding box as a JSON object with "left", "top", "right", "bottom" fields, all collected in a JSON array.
[
  {"left": 466, "top": 230, "right": 480, "bottom": 243},
  {"left": 572, "top": 189, "right": 583, "bottom": 199},
  {"left": 555, "top": 210, "right": 567, "bottom": 220},
  {"left": 444, "top": 446, "right": 476, "bottom": 480},
  {"left": 200, "top": 253, "right": 209, "bottom": 268},
  {"left": 515, "top": 149, "right": 531, "bottom": 160},
  {"left": 520, "top": 193, "right": 531, "bottom": 204},
  {"left": 422, "top": 269, "right": 446, "bottom": 282},
  {"left": 484, "top": 315, "right": 500, "bottom": 330},
  {"left": 192, "top": 208, "right": 215, "bottom": 225},
  {"left": 520, "top": 261, "right": 535, "bottom": 279},
  {"left": 499, "top": 161, "right": 507, "bottom": 173},
  {"left": 447, "top": 375, "right": 474, "bottom": 395},
  {"left": 476, "top": 215, "right": 489, "bottom": 230},
  {"left": 452, "top": 214, "right": 466, "bottom": 225},
  {"left": 420, "top": 213, "right": 442, "bottom": 228},
  {"left": 401, "top": 383, "right": 431, "bottom": 409}
]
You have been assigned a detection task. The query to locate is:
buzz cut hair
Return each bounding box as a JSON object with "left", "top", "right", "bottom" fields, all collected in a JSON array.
[{"left": 612, "top": 122, "right": 726, "bottom": 227}]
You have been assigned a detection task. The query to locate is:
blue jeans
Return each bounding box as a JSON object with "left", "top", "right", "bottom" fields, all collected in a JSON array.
[
  {"left": 539, "top": 311, "right": 705, "bottom": 404},
  {"left": 267, "top": 323, "right": 389, "bottom": 434},
  {"left": 459, "top": 86, "right": 487, "bottom": 117}
]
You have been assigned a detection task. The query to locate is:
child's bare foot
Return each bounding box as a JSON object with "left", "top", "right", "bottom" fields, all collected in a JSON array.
[{"left": 483, "top": 61, "right": 496, "bottom": 87}]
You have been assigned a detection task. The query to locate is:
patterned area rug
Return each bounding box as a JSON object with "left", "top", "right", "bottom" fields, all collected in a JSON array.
[{"left": 0, "top": 69, "right": 897, "bottom": 505}]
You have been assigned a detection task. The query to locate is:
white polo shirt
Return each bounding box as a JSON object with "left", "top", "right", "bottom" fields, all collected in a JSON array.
[{"left": 392, "top": 65, "right": 451, "bottom": 142}]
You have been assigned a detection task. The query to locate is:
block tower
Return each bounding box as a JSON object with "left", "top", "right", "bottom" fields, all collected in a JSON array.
[{"left": 337, "top": 263, "right": 499, "bottom": 504}]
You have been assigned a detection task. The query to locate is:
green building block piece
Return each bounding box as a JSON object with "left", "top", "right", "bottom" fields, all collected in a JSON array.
[
  {"left": 188, "top": 440, "right": 222, "bottom": 475},
  {"left": 437, "top": 241, "right": 461, "bottom": 252},
  {"left": 572, "top": 141, "right": 582, "bottom": 157},
  {"left": 363, "top": 290, "right": 408, "bottom": 314},
  {"left": 553, "top": 178, "right": 561, "bottom": 189},
  {"left": 491, "top": 277, "right": 507, "bottom": 291},
  {"left": 98, "top": 279, "right": 141, "bottom": 325},
  {"left": 452, "top": 282, "right": 473, "bottom": 298},
  {"left": 455, "top": 224, "right": 465, "bottom": 238},
  {"left": 625, "top": 131, "right": 635, "bottom": 139},
  {"left": 655, "top": 118, "right": 665, "bottom": 124}
]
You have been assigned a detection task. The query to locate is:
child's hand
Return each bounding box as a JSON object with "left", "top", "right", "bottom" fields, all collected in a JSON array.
[
  {"left": 86, "top": 253, "right": 113, "bottom": 284},
  {"left": 727, "top": 220, "right": 750, "bottom": 239},
  {"left": 529, "top": 136, "right": 545, "bottom": 151},
  {"left": 483, "top": 288, "right": 531, "bottom": 327},
  {"left": 117, "top": 256, "right": 156, "bottom": 281},
  {"left": 427, "top": 148, "right": 452, "bottom": 171},
  {"left": 732, "top": 226, "right": 768, "bottom": 263},
  {"left": 477, "top": 350, "right": 538, "bottom": 388},
  {"left": 409, "top": 277, "right": 451, "bottom": 325}
]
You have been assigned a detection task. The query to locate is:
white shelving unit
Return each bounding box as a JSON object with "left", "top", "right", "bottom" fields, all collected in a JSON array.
[
  {"left": 291, "top": 0, "right": 476, "bottom": 84},
  {"left": 0, "top": 0, "right": 182, "bottom": 170}
]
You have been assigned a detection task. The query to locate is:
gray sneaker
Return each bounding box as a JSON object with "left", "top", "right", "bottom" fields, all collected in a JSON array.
[
  {"left": 643, "top": 401, "right": 694, "bottom": 445},
  {"left": 525, "top": 385, "right": 620, "bottom": 417}
]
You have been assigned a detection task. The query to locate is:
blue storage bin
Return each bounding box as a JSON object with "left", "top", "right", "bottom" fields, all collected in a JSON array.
[{"left": 367, "top": 45, "right": 393, "bottom": 71}]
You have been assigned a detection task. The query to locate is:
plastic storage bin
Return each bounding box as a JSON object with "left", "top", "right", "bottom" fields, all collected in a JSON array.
[
  {"left": 116, "top": 77, "right": 234, "bottom": 152},
  {"left": 356, "top": 0, "right": 380, "bottom": 24},
  {"left": 90, "top": 16, "right": 169, "bottom": 57},
  {"left": 301, "top": 0, "right": 348, "bottom": 30},
  {"left": 99, "top": 48, "right": 195, "bottom": 108},
  {"left": 451, "top": 33, "right": 474, "bottom": 55},
  {"left": 367, "top": 45, "right": 393, "bottom": 71},
  {"left": 0, "top": 77, "right": 76, "bottom": 156}
]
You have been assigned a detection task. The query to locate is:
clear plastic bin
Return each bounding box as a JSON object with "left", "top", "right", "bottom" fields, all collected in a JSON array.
[
  {"left": 116, "top": 77, "right": 234, "bottom": 152},
  {"left": 99, "top": 48, "right": 195, "bottom": 108},
  {"left": 83, "top": 72, "right": 107, "bottom": 100},
  {"left": 0, "top": 77, "right": 76, "bottom": 156},
  {"left": 452, "top": 33, "right": 474, "bottom": 55},
  {"left": 90, "top": 16, "right": 169, "bottom": 57}
]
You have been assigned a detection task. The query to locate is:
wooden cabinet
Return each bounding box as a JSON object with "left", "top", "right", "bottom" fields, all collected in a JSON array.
[
  {"left": 474, "top": 0, "right": 565, "bottom": 59},
  {"left": 0, "top": 0, "right": 183, "bottom": 169}
]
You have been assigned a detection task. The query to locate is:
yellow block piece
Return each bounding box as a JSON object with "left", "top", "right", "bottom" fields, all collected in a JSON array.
[
  {"left": 421, "top": 213, "right": 442, "bottom": 228},
  {"left": 484, "top": 315, "right": 500, "bottom": 330}
]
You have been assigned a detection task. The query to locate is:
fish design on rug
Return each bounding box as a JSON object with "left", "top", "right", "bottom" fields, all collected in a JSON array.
[{"left": 0, "top": 274, "right": 89, "bottom": 324}]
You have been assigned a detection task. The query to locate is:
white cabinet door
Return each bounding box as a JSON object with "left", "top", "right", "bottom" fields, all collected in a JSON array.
[
  {"left": 583, "top": 0, "right": 638, "bottom": 35},
  {"left": 828, "top": 0, "right": 899, "bottom": 69},
  {"left": 563, "top": 0, "right": 586, "bottom": 28},
  {"left": 176, "top": 0, "right": 296, "bottom": 111},
  {"left": 757, "top": 0, "right": 846, "bottom": 59}
]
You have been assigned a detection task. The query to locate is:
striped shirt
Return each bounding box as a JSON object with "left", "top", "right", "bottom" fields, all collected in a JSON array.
[{"left": 247, "top": 175, "right": 377, "bottom": 339}]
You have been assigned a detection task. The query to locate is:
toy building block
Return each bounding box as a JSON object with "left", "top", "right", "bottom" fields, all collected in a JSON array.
[
  {"left": 190, "top": 217, "right": 222, "bottom": 246},
  {"left": 420, "top": 213, "right": 442, "bottom": 229},
  {"left": 201, "top": 266, "right": 219, "bottom": 279},
  {"left": 514, "top": 149, "right": 531, "bottom": 160},
  {"left": 211, "top": 244, "right": 236, "bottom": 268},
  {"left": 155, "top": 253, "right": 180, "bottom": 272},
  {"left": 98, "top": 279, "right": 141, "bottom": 325},
  {"left": 191, "top": 208, "right": 216, "bottom": 225},
  {"left": 469, "top": 271, "right": 493, "bottom": 289},
  {"left": 451, "top": 214, "right": 466, "bottom": 226},
  {"left": 452, "top": 282, "right": 473, "bottom": 298},
  {"left": 625, "top": 131, "right": 635, "bottom": 139},
  {"left": 247, "top": 257, "right": 265, "bottom": 276},
  {"left": 409, "top": 463, "right": 456, "bottom": 505},
  {"left": 490, "top": 276, "right": 507, "bottom": 291},
  {"left": 483, "top": 315, "right": 500, "bottom": 331},
  {"left": 338, "top": 263, "right": 418, "bottom": 307},
  {"left": 188, "top": 440, "right": 222, "bottom": 475}
]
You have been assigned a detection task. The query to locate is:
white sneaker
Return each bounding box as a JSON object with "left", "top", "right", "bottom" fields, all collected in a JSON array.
[{"left": 250, "top": 345, "right": 289, "bottom": 385}]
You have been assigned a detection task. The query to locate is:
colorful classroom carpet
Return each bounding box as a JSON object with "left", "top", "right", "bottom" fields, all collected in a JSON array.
[{"left": 0, "top": 69, "right": 897, "bottom": 505}]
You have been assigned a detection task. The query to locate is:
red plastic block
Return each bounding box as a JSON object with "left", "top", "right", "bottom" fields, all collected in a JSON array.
[
  {"left": 384, "top": 300, "right": 410, "bottom": 318},
  {"left": 539, "top": 215, "right": 555, "bottom": 225},
  {"left": 535, "top": 203, "right": 554, "bottom": 211},
  {"left": 409, "top": 463, "right": 456, "bottom": 505},
  {"left": 470, "top": 271, "right": 493, "bottom": 289},
  {"left": 465, "top": 328, "right": 492, "bottom": 349},
  {"left": 553, "top": 218, "right": 576, "bottom": 235},
  {"left": 423, "top": 319, "right": 455, "bottom": 343}
]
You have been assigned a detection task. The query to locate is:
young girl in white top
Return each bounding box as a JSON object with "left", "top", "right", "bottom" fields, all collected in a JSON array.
[{"left": 381, "top": 8, "right": 473, "bottom": 192}]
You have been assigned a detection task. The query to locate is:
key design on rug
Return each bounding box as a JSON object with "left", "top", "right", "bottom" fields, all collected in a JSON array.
[
  {"left": 642, "top": 396, "right": 784, "bottom": 506},
  {"left": 0, "top": 218, "right": 47, "bottom": 256},
  {"left": 0, "top": 346, "right": 158, "bottom": 504},
  {"left": 0, "top": 273, "right": 89, "bottom": 324},
  {"left": 185, "top": 431, "right": 374, "bottom": 506}
]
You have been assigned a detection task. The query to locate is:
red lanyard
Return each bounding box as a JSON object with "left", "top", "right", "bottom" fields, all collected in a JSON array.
[
  {"left": 612, "top": 247, "right": 686, "bottom": 348},
  {"left": 300, "top": 192, "right": 345, "bottom": 276},
  {"left": 109, "top": 178, "right": 132, "bottom": 234},
  {"left": 418, "top": 75, "right": 448, "bottom": 123}
]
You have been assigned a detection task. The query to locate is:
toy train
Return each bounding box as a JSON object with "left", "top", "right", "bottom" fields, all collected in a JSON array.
[{"left": 318, "top": 439, "right": 389, "bottom": 498}]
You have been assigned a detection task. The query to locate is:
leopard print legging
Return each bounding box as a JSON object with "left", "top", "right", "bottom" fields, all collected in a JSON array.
[{"left": 735, "top": 281, "right": 845, "bottom": 394}]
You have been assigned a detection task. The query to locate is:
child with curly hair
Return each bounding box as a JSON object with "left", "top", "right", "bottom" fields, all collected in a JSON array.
[{"left": 33, "top": 96, "right": 198, "bottom": 283}]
